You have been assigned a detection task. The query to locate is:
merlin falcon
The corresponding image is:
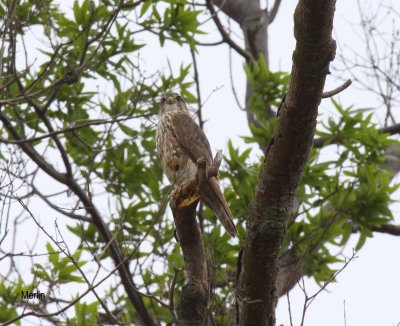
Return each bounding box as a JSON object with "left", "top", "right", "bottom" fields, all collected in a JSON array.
[{"left": 156, "top": 92, "right": 237, "bottom": 237}]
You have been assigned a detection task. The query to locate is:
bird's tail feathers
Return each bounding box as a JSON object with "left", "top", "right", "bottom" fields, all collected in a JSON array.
[{"left": 202, "top": 177, "right": 237, "bottom": 237}]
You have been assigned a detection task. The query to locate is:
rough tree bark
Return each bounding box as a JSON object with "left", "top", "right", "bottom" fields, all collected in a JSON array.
[
  {"left": 235, "top": 1, "right": 337, "bottom": 325},
  {"left": 172, "top": 191, "right": 208, "bottom": 325},
  {"left": 211, "top": 0, "right": 306, "bottom": 298}
]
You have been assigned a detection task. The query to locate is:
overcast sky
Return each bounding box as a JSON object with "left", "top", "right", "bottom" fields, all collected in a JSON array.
[{"left": 2, "top": 1, "right": 400, "bottom": 325}]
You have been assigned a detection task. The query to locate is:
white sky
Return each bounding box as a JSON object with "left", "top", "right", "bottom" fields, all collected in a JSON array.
[{"left": 1, "top": 0, "right": 400, "bottom": 325}]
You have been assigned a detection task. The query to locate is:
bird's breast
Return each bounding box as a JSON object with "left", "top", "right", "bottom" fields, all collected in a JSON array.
[{"left": 156, "top": 114, "right": 197, "bottom": 186}]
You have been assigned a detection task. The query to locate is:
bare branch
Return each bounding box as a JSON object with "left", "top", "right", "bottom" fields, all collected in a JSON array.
[
  {"left": 206, "top": 0, "right": 252, "bottom": 61},
  {"left": 0, "top": 113, "right": 152, "bottom": 145},
  {"left": 299, "top": 251, "right": 358, "bottom": 325},
  {"left": 190, "top": 48, "right": 204, "bottom": 129},
  {"left": 268, "top": 0, "right": 282, "bottom": 23},
  {"left": 369, "top": 224, "right": 400, "bottom": 236},
  {"left": 213, "top": 0, "right": 274, "bottom": 138},
  {"left": 322, "top": 79, "right": 352, "bottom": 98},
  {"left": 0, "top": 109, "right": 69, "bottom": 184},
  {"left": 31, "top": 185, "right": 91, "bottom": 222}
]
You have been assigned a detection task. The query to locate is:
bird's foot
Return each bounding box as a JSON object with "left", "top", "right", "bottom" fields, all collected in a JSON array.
[{"left": 171, "top": 180, "right": 201, "bottom": 209}]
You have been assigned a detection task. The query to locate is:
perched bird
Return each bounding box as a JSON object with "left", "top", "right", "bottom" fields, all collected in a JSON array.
[{"left": 156, "top": 92, "right": 237, "bottom": 237}]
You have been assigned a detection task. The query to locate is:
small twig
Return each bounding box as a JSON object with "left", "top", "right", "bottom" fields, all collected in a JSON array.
[
  {"left": 0, "top": 251, "right": 62, "bottom": 262},
  {"left": 190, "top": 48, "right": 204, "bottom": 130},
  {"left": 299, "top": 251, "right": 358, "bottom": 326},
  {"left": 287, "top": 290, "right": 294, "bottom": 326},
  {"left": 322, "top": 79, "right": 352, "bottom": 98},
  {"left": 32, "top": 185, "right": 91, "bottom": 222},
  {"left": 0, "top": 113, "right": 152, "bottom": 145},
  {"left": 228, "top": 38, "right": 245, "bottom": 111},
  {"left": 213, "top": 150, "right": 223, "bottom": 169},
  {"left": 15, "top": 197, "right": 122, "bottom": 325},
  {"left": 199, "top": 85, "right": 224, "bottom": 110}
]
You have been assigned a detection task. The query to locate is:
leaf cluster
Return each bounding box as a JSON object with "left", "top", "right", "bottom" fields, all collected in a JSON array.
[{"left": 236, "top": 61, "right": 399, "bottom": 285}]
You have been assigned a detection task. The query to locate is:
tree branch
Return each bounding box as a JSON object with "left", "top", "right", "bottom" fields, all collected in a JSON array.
[
  {"left": 0, "top": 109, "right": 69, "bottom": 184},
  {"left": 236, "top": 0, "right": 337, "bottom": 324},
  {"left": 268, "top": 0, "right": 282, "bottom": 23},
  {"left": 171, "top": 157, "right": 210, "bottom": 324},
  {"left": 206, "top": 0, "right": 252, "bottom": 61},
  {"left": 170, "top": 152, "right": 224, "bottom": 324},
  {"left": 0, "top": 109, "right": 156, "bottom": 326},
  {"left": 213, "top": 0, "right": 274, "bottom": 134},
  {"left": 368, "top": 224, "right": 400, "bottom": 236},
  {"left": 212, "top": 0, "right": 249, "bottom": 25},
  {"left": 0, "top": 113, "right": 152, "bottom": 145},
  {"left": 321, "top": 79, "right": 352, "bottom": 98},
  {"left": 31, "top": 185, "right": 91, "bottom": 223}
]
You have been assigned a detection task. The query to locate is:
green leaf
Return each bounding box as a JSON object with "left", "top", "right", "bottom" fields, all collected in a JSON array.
[
  {"left": 355, "top": 229, "right": 368, "bottom": 251},
  {"left": 140, "top": 1, "right": 152, "bottom": 17}
]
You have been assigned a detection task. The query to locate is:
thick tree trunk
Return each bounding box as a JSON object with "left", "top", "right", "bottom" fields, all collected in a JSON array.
[{"left": 235, "top": 1, "right": 337, "bottom": 324}]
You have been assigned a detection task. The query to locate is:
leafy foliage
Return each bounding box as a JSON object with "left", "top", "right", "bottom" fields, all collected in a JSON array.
[
  {"left": 243, "top": 72, "right": 399, "bottom": 283},
  {"left": 0, "top": 0, "right": 202, "bottom": 324},
  {"left": 0, "top": 0, "right": 398, "bottom": 324},
  {"left": 243, "top": 55, "right": 290, "bottom": 148}
]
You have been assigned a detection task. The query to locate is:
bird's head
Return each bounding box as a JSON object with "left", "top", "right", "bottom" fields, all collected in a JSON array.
[{"left": 159, "top": 92, "right": 189, "bottom": 116}]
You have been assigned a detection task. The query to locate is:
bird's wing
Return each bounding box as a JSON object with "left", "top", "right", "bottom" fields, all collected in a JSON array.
[
  {"left": 171, "top": 112, "right": 237, "bottom": 237},
  {"left": 170, "top": 112, "right": 213, "bottom": 163}
]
